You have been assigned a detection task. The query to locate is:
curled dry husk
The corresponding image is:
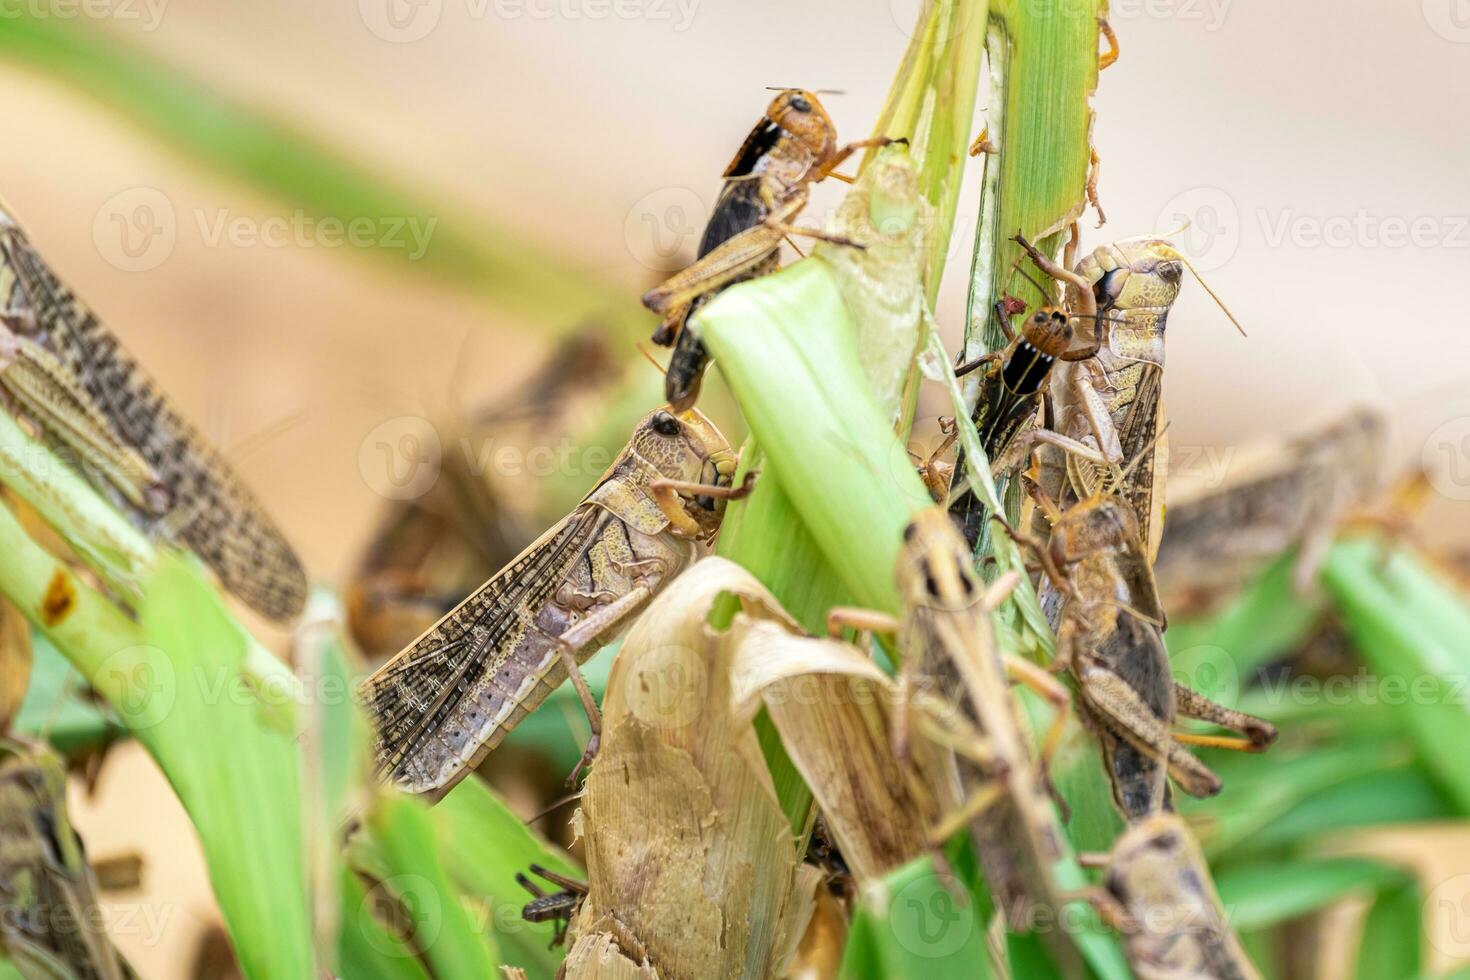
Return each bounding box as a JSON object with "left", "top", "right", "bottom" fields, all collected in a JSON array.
[{"left": 565, "top": 557, "right": 946, "bottom": 978}]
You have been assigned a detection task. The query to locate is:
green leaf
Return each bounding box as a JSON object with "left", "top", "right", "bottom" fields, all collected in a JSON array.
[
  {"left": 1323, "top": 539, "right": 1470, "bottom": 812},
  {"left": 131, "top": 558, "right": 314, "bottom": 978},
  {"left": 433, "top": 777, "right": 581, "bottom": 977},
  {"left": 1216, "top": 857, "right": 1411, "bottom": 932},
  {"left": 1356, "top": 875, "right": 1422, "bottom": 980},
  {"left": 0, "top": 14, "right": 635, "bottom": 337},
  {"left": 12, "top": 630, "right": 124, "bottom": 759},
  {"left": 364, "top": 792, "right": 501, "bottom": 979},
  {"left": 840, "top": 855, "right": 996, "bottom": 979}
]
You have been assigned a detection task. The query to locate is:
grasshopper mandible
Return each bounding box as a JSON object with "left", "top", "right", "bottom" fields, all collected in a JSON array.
[
  {"left": 362, "top": 407, "right": 751, "bottom": 799},
  {"left": 0, "top": 199, "right": 307, "bottom": 622},
  {"left": 1031, "top": 489, "right": 1275, "bottom": 820},
  {"left": 0, "top": 739, "right": 132, "bottom": 980},
  {"left": 1092, "top": 812, "right": 1262, "bottom": 980},
  {"left": 828, "top": 508, "right": 1076, "bottom": 933},
  {"left": 641, "top": 88, "right": 889, "bottom": 410}
]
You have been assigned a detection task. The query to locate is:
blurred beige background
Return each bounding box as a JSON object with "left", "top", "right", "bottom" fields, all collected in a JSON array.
[{"left": 2, "top": 0, "right": 1469, "bottom": 973}]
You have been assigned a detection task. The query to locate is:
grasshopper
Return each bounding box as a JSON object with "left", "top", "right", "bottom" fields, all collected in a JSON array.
[
  {"left": 361, "top": 407, "right": 751, "bottom": 799},
  {"left": 1091, "top": 812, "right": 1262, "bottom": 980},
  {"left": 828, "top": 508, "right": 1076, "bottom": 935},
  {"left": 942, "top": 269, "right": 1111, "bottom": 549},
  {"left": 1032, "top": 489, "right": 1275, "bottom": 820},
  {"left": 516, "top": 863, "right": 587, "bottom": 948},
  {"left": 641, "top": 88, "right": 888, "bottom": 410},
  {"left": 1028, "top": 234, "right": 1246, "bottom": 568},
  {"left": 0, "top": 739, "right": 133, "bottom": 980},
  {"left": 0, "top": 199, "right": 307, "bottom": 622},
  {"left": 1154, "top": 408, "right": 1383, "bottom": 614}
]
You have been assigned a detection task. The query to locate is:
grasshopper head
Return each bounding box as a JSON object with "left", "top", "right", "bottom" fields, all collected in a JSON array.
[
  {"left": 765, "top": 89, "right": 839, "bottom": 164},
  {"left": 1018, "top": 307, "right": 1078, "bottom": 360},
  {"left": 1104, "top": 812, "right": 1201, "bottom": 912},
  {"left": 632, "top": 406, "right": 737, "bottom": 532},
  {"left": 1075, "top": 239, "right": 1184, "bottom": 314},
  {"left": 894, "top": 508, "right": 982, "bottom": 610},
  {"left": 1047, "top": 495, "right": 1139, "bottom": 569}
]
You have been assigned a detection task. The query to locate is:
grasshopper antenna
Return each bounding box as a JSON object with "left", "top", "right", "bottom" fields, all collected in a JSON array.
[
  {"left": 636, "top": 342, "right": 670, "bottom": 376},
  {"left": 1148, "top": 223, "right": 1248, "bottom": 339}
]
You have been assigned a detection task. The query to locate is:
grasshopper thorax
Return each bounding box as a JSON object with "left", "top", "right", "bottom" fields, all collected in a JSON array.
[{"left": 764, "top": 89, "right": 840, "bottom": 168}]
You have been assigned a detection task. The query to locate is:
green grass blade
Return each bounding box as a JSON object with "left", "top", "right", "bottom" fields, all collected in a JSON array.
[
  {"left": 0, "top": 14, "right": 634, "bottom": 336},
  {"left": 1216, "top": 857, "right": 1411, "bottom": 933},
  {"left": 364, "top": 793, "right": 501, "bottom": 979},
  {"left": 1323, "top": 538, "right": 1470, "bottom": 812},
  {"left": 433, "top": 777, "right": 581, "bottom": 977},
  {"left": 839, "top": 855, "right": 996, "bottom": 979}
]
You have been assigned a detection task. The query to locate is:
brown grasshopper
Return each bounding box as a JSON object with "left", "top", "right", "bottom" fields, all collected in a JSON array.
[
  {"left": 942, "top": 258, "right": 1111, "bottom": 549},
  {"left": 0, "top": 199, "right": 307, "bottom": 622},
  {"left": 828, "top": 508, "right": 1076, "bottom": 935},
  {"left": 1154, "top": 408, "right": 1384, "bottom": 614},
  {"left": 0, "top": 739, "right": 133, "bottom": 980},
  {"left": 641, "top": 88, "right": 888, "bottom": 410},
  {"left": 361, "top": 407, "right": 751, "bottom": 799},
  {"left": 1028, "top": 488, "right": 1276, "bottom": 820},
  {"left": 1026, "top": 233, "right": 1246, "bottom": 569},
  {"left": 1090, "top": 812, "right": 1262, "bottom": 980}
]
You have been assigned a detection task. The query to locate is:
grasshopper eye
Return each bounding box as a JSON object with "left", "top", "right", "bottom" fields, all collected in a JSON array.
[
  {"left": 789, "top": 94, "right": 812, "bottom": 113},
  {"left": 651, "top": 411, "right": 682, "bottom": 436}
]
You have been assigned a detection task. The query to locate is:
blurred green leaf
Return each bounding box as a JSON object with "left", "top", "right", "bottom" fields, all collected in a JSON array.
[
  {"left": 1357, "top": 875, "right": 1423, "bottom": 980},
  {"left": 11, "top": 631, "right": 124, "bottom": 758},
  {"left": 1216, "top": 857, "right": 1410, "bottom": 932},
  {"left": 433, "top": 777, "right": 580, "bottom": 977},
  {"left": 0, "top": 14, "right": 636, "bottom": 336},
  {"left": 337, "top": 868, "right": 432, "bottom": 980},
  {"left": 840, "top": 854, "right": 996, "bottom": 979},
  {"left": 364, "top": 792, "right": 500, "bottom": 978},
  {"left": 1324, "top": 539, "right": 1470, "bottom": 812}
]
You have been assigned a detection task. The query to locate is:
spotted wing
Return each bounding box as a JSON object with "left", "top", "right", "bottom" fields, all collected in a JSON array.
[
  {"left": 0, "top": 216, "right": 307, "bottom": 622},
  {"left": 362, "top": 504, "right": 606, "bottom": 783}
]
